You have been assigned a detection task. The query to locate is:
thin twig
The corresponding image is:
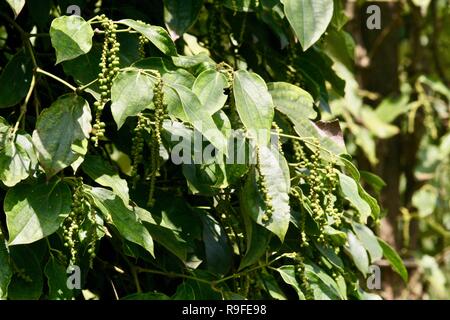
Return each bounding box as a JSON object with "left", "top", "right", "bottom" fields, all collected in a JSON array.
[{"left": 36, "top": 68, "right": 77, "bottom": 92}]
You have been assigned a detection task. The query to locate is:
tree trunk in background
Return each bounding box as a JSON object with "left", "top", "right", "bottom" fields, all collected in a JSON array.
[{"left": 347, "top": 1, "right": 422, "bottom": 299}]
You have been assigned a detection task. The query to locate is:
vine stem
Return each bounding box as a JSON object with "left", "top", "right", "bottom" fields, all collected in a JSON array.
[
  {"left": 12, "top": 74, "right": 36, "bottom": 135},
  {"left": 36, "top": 68, "right": 77, "bottom": 92}
]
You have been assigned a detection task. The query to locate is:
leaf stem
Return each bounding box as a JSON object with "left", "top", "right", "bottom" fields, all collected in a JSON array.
[
  {"left": 13, "top": 74, "right": 36, "bottom": 135},
  {"left": 36, "top": 68, "right": 77, "bottom": 92}
]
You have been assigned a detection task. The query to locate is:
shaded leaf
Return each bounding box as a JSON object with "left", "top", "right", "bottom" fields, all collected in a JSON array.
[{"left": 378, "top": 238, "right": 408, "bottom": 283}]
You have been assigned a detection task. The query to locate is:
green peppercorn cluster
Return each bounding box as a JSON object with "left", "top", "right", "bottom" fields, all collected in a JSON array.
[
  {"left": 138, "top": 35, "right": 149, "bottom": 59},
  {"left": 272, "top": 122, "right": 285, "bottom": 156},
  {"left": 324, "top": 161, "right": 341, "bottom": 226},
  {"left": 291, "top": 187, "right": 309, "bottom": 247},
  {"left": 293, "top": 140, "right": 308, "bottom": 168},
  {"left": 147, "top": 75, "right": 166, "bottom": 207},
  {"left": 92, "top": 15, "right": 120, "bottom": 147},
  {"left": 256, "top": 147, "right": 274, "bottom": 223},
  {"left": 63, "top": 178, "right": 88, "bottom": 265},
  {"left": 294, "top": 253, "right": 313, "bottom": 299},
  {"left": 131, "top": 113, "right": 149, "bottom": 187},
  {"left": 86, "top": 205, "right": 99, "bottom": 268},
  {"left": 307, "top": 146, "right": 326, "bottom": 237}
]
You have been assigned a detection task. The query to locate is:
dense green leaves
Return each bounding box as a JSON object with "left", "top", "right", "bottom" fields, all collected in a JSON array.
[
  {"left": 4, "top": 178, "right": 72, "bottom": 245},
  {"left": 281, "top": 0, "right": 334, "bottom": 50},
  {"left": 111, "top": 70, "right": 156, "bottom": 128},
  {"left": 32, "top": 94, "right": 92, "bottom": 177},
  {"left": 0, "top": 49, "right": 33, "bottom": 108},
  {"left": 233, "top": 70, "right": 274, "bottom": 146},
  {"left": 50, "top": 16, "right": 94, "bottom": 64}
]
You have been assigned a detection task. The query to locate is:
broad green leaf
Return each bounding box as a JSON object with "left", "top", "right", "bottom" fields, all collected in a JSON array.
[
  {"left": 239, "top": 214, "right": 271, "bottom": 270},
  {"left": 0, "top": 49, "right": 33, "bottom": 108},
  {"left": 200, "top": 214, "right": 232, "bottom": 275},
  {"left": 4, "top": 179, "right": 72, "bottom": 246},
  {"left": 352, "top": 222, "right": 383, "bottom": 263},
  {"left": 32, "top": 94, "right": 92, "bottom": 177},
  {"left": 81, "top": 155, "right": 129, "bottom": 204},
  {"left": 173, "top": 278, "right": 222, "bottom": 300},
  {"left": 338, "top": 172, "right": 371, "bottom": 223},
  {"left": 118, "top": 19, "right": 177, "bottom": 56},
  {"left": 359, "top": 171, "right": 386, "bottom": 195},
  {"left": 135, "top": 207, "right": 190, "bottom": 263},
  {"left": 346, "top": 231, "right": 369, "bottom": 276},
  {"left": 315, "top": 242, "right": 344, "bottom": 271},
  {"left": 6, "top": 0, "right": 25, "bottom": 17},
  {"left": 44, "top": 257, "right": 74, "bottom": 300},
  {"left": 281, "top": 0, "right": 334, "bottom": 50},
  {"left": 50, "top": 16, "right": 94, "bottom": 64},
  {"left": 164, "top": 0, "right": 203, "bottom": 39},
  {"left": 192, "top": 70, "right": 229, "bottom": 115},
  {"left": 8, "top": 245, "right": 43, "bottom": 300},
  {"left": 304, "top": 261, "right": 344, "bottom": 299},
  {"left": 241, "top": 145, "right": 290, "bottom": 241},
  {"left": 378, "top": 238, "right": 408, "bottom": 283},
  {"left": 268, "top": 82, "right": 316, "bottom": 119},
  {"left": 89, "top": 187, "right": 154, "bottom": 257},
  {"left": 0, "top": 237, "right": 12, "bottom": 299},
  {"left": 110, "top": 70, "right": 156, "bottom": 129},
  {"left": 233, "top": 70, "right": 274, "bottom": 146},
  {"left": 168, "top": 84, "right": 228, "bottom": 155},
  {"left": 0, "top": 132, "right": 38, "bottom": 187},
  {"left": 294, "top": 120, "right": 347, "bottom": 157},
  {"left": 277, "top": 265, "right": 306, "bottom": 299},
  {"left": 261, "top": 272, "right": 287, "bottom": 300}
]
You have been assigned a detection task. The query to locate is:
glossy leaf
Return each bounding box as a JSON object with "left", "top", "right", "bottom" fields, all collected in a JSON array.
[
  {"left": 233, "top": 70, "right": 274, "bottom": 146},
  {"left": 6, "top": 0, "right": 25, "bottom": 17},
  {"left": 44, "top": 257, "right": 74, "bottom": 300},
  {"left": 32, "top": 94, "right": 92, "bottom": 177},
  {"left": 81, "top": 155, "right": 129, "bottom": 204},
  {"left": 118, "top": 19, "right": 177, "bottom": 56},
  {"left": 50, "top": 15, "right": 94, "bottom": 64},
  {"left": 352, "top": 222, "right": 383, "bottom": 263},
  {"left": 378, "top": 238, "right": 408, "bottom": 283},
  {"left": 192, "top": 69, "right": 229, "bottom": 115},
  {"left": 268, "top": 82, "right": 316, "bottom": 120},
  {"left": 277, "top": 265, "right": 306, "bottom": 299},
  {"left": 281, "top": 0, "right": 334, "bottom": 50},
  {"left": 0, "top": 49, "right": 33, "bottom": 108},
  {"left": 338, "top": 172, "right": 371, "bottom": 223},
  {"left": 164, "top": 0, "right": 203, "bottom": 39},
  {"left": 111, "top": 70, "right": 156, "bottom": 129},
  {"left": 4, "top": 179, "right": 72, "bottom": 246},
  {"left": 346, "top": 231, "right": 369, "bottom": 276},
  {"left": 89, "top": 187, "right": 154, "bottom": 257}
]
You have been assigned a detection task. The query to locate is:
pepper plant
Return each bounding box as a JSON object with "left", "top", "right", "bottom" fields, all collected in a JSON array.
[{"left": 0, "top": 0, "right": 407, "bottom": 300}]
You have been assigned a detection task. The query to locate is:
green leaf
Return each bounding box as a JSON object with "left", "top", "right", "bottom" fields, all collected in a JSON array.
[
  {"left": 8, "top": 245, "right": 43, "bottom": 300},
  {"left": 89, "top": 187, "right": 154, "bottom": 257},
  {"left": 241, "top": 145, "right": 291, "bottom": 242},
  {"left": 352, "top": 222, "right": 383, "bottom": 263},
  {"left": 260, "top": 272, "right": 287, "bottom": 300},
  {"left": 338, "top": 172, "right": 371, "bottom": 223},
  {"left": 168, "top": 84, "right": 228, "bottom": 155},
  {"left": 32, "top": 94, "right": 92, "bottom": 177},
  {"left": 268, "top": 82, "right": 316, "bottom": 120},
  {"left": 346, "top": 231, "right": 369, "bottom": 276},
  {"left": 192, "top": 70, "right": 229, "bottom": 115},
  {"left": 277, "top": 265, "right": 306, "bottom": 299},
  {"left": 118, "top": 19, "right": 177, "bottom": 56},
  {"left": 200, "top": 213, "right": 232, "bottom": 275},
  {"left": 81, "top": 155, "right": 129, "bottom": 204},
  {"left": 50, "top": 15, "right": 94, "bottom": 64},
  {"left": 281, "top": 0, "right": 334, "bottom": 50},
  {"left": 44, "top": 257, "right": 74, "bottom": 300},
  {"left": 6, "top": 0, "right": 25, "bottom": 17},
  {"left": 0, "top": 49, "right": 33, "bottom": 108},
  {"left": 110, "top": 70, "right": 156, "bottom": 129},
  {"left": 315, "top": 242, "right": 344, "bottom": 272},
  {"left": 0, "top": 237, "right": 12, "bottom": 299},
  {"left": 4, "top": 178, "right": 72, "bottom": 246},
  {"left": 0, "top": 132, "right": 38, "bottom": 187},
  {"left": 164, "top": 0, "right": 203, "bottom": 39},
  {"left": 378, "top": 238, "right": 408, "bottom": 283},
  {"left": 304, "top": 261, "right": 344, "bottom": 299},
  {"left": 233, "top": 70, "right": 275, "bottom": 146},
  {"left": 239, "top": 214, "right": 271, "bottom": 270}
]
